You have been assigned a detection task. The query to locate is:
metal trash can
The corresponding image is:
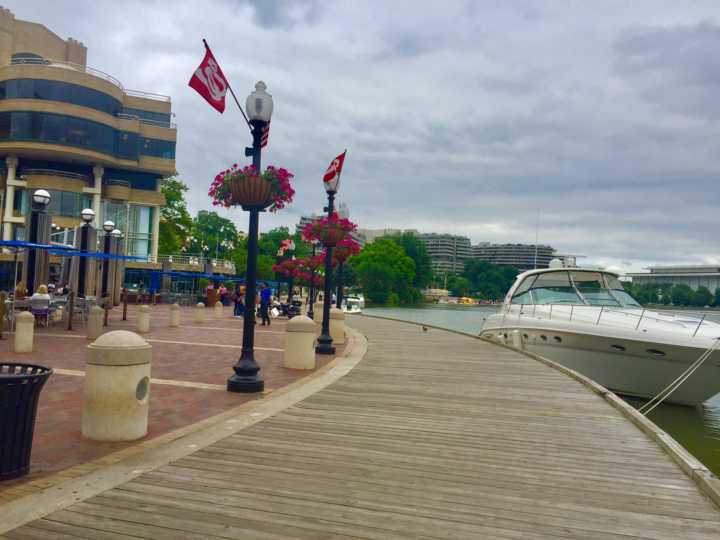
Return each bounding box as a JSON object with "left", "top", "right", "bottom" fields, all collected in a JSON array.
[{"left": 0, "top": 363, "right": 52, "bottom": 480}]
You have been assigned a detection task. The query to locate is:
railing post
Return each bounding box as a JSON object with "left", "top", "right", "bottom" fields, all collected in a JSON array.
[
  {"left": 693, "top": 314, "right": 706, "bottom": 337},
  {"left": 570, "top": 305, "right": 574, "bottom": 322},
  {"left": 549, "top": 304, "right": 553, "bottom": 320},
  {"left": 596, "top": 306, "right": 604, "bottom": 326},
  {"left": 635, "top": 309, "right": 646, "bottom": 331}
]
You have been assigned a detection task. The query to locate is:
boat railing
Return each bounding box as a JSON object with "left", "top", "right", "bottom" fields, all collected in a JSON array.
[{"left": 503, "top": 303, "right": 703, "bottom": 336}]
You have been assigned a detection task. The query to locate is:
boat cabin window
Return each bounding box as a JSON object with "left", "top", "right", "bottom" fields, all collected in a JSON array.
[
  {"left": 570, "top": 271, "right": 620, "bottom": 307},
  {"left": 604, "top": 275, "right": 642, "bottom": 307},
  {"left": 514, "top": 271, "right": 582, "bottom": 305}
]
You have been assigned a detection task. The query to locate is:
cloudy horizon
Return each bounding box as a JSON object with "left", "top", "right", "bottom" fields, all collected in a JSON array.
[{"left": 8, "top": 0, "right": 720, "bottom": 274}]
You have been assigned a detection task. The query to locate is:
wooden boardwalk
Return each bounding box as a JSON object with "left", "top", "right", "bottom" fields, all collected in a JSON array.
[{"left": 3, "top": 315, "right": 720, "bottom": 539}]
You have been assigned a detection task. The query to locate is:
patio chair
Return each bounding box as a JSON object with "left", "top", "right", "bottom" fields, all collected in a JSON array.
[{"left": 30, "top": 298, "right": 51, "bottom": 327}]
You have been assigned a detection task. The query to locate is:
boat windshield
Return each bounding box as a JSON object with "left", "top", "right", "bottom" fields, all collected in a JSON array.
[{"left": 511, "top": 270, "right": 642, "bottom": 308}]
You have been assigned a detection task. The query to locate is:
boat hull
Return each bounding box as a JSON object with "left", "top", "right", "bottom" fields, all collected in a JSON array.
[{"left": 481, "top": 320, "right": 720, "bottom": 406}]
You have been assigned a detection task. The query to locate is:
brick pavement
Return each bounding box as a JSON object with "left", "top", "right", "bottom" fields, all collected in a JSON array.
[{"left": 0, "top": 304, "right": 342, "bottom": 497}]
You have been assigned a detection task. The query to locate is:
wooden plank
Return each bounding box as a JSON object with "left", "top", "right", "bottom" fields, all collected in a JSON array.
[{"left": 4, "top": 316, "right": 720, "bottom": 538}]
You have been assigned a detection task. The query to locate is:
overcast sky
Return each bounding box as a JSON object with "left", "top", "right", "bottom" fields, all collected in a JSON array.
[{"left": 9, "top": 0, "right": 720, "bottom": 272}]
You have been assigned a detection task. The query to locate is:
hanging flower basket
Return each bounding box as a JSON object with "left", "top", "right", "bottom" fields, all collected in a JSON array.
[
  {"left": 209, "top": 164, "right": 295, "bottom": 211},
  {"left": 333, "top": 237, "right": 362, "bottom": 263},
  {"left": 302, "top": 212, "right": 357, "bottom": 247}
]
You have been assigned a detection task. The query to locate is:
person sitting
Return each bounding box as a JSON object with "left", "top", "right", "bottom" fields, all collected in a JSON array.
[
  {"left": 14, "top": 281, "right": 27, "bottom": 299},
  {"left": 30, "top": 284, "right": 52, "bottom": 301}
]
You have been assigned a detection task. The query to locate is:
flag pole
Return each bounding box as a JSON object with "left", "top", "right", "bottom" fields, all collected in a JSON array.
[{"left": 202, "top": 39, "right": 252, "bottom": 131}]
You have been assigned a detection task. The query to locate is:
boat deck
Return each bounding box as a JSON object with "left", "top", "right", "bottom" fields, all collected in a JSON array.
[{"left": 3, "top": 315, "right": 720, "bottom": 539}]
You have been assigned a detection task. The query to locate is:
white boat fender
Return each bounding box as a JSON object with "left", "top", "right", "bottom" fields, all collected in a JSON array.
[{"left": 511, "top": 329, "right": 524, "bottom": 350}]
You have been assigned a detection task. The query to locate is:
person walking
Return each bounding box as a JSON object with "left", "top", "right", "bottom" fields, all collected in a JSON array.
[
  {"left": 218, "top": 283, "right": 228, "bottom": 306},
  {"left": 232, "top": 283, "right": 244, "bottom": 317},
  {"left": 259, "top": 284, "right": 272, "bottom": 326}
]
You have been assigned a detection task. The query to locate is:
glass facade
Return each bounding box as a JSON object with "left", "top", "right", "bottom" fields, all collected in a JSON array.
[
  {"left": 0, "top": 111, "right": 175, "bottom": 160},
  {"left": 102, "top": 200, "right": 154, "bottom": 258},
  {"left": 122, "top": 107, "right": 171, "bottom": 126},
  {"left": 0, "top": 78, "right": 122, "bottom": 115},
  {"left": 45, "top": 190, "right": 94, "bottom": 218}
]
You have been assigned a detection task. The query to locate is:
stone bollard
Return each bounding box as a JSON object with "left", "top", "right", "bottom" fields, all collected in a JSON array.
[
  {"left": 137, "top": 305, "right": 150, "bottom": 333},
  {"left": 214, "top": 301, "right": 223, "bottom": 319},
  {"left": 82, "top": 331, "right": 151, "bottom": 441},
  {"left": 169, "top": 303, "right": 180, "bottom": 327},
  {"left": 329, "top": 307, "right": 346, "bottom": 345},
  {"left": 313, "top": 302, "right": 324, "bottom": 322},
  {"left": 283, "top": 315, "right": 317, "bottom": 370},
  {"left": 194, "top": 302, "right": 206, "bottom": 323},
  {"left": 14, "top": 311, "right": 34, "bottom": 353},
  {"left": 86, "top": 305, "right": 105, "bottom": 340}
]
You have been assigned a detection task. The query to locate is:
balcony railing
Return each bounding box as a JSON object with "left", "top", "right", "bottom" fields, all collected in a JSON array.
[
  {"left": 19, "top": 168, "right": 91, "bottom": 182},
  {"left": 116, "top": 113, "right": 176, "bottom": 129},
  {"left": 147, "top": 254, "right": 236, "bottom": 273},
  {"left": 9, "top": 57, "right": 170, "bottom": 103}
]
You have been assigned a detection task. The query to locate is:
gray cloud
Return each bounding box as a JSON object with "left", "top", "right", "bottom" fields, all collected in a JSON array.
[{"left": 7, "top": 0, "right": 720, "bottom": 272}]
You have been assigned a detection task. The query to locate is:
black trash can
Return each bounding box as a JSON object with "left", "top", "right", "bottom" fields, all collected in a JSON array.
[{"left": 0, "top": 363, "right": 53, "bottom": 480}]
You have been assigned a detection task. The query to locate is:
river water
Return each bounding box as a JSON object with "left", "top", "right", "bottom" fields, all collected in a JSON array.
[{"left": 364, "top": 304, "right": 720, "bottom": 476}]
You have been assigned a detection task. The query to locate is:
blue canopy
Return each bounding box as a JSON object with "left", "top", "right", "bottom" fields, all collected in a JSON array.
[{"left": 0, "top": 240, "right": 77, "bottom": 251}]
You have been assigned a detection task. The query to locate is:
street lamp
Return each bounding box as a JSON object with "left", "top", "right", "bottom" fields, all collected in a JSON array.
[
  {"left": 23, "top": 189, "right": 52, "bottom": 294},
  {"left": 316, "top": 184, "right": 338, "bottom": 355},
  {"left": 31, "top": 189, "right": 51, "bottom": 208},
  {"left": 227, "top": 81, "right": 273, "bottom": 394},
  {"left": 101, "top": 220, "right": 114, "bottom": 298},
  {"left": 81, "top": 208, "right": 95, "bottom": 224}
]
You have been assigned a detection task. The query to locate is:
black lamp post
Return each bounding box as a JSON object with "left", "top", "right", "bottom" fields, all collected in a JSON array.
[
  {"left": 307, "top": 241, "right": 318, "bottom": 320},
  {"left": 76, "top": 208, "right": 96, "bottom": 298},
  {"left": 100, "top": 220, "right": 114, "bottom": 298},
  {"left": 316, "top": 198, "right": 337, "bottom": 355},
  {"left": 24, "top": 189, "right": 52, "bottom": 294},
  {"left": 227, "top": 81, "right": 273, "bottom": 394}
]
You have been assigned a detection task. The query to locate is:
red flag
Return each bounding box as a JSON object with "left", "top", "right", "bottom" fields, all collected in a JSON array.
[
  {"left": 261, "top": 122, "right": 270, "bottom": 148},
  {"left": 323, "top": 150, "right": 347, "bottom": 192},
  {"left": 188, "top": 42, "right": 229, "bottom": 113}
]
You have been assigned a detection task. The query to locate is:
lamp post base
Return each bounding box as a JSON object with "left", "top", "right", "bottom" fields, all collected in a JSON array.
[
  {"left": 227, "top": 351, "right": 265, "bottom": 393},
  {"left": 315, "top": 333, "right": 335, "bottom": 355},
  {"left": 227, "top": 374, "right": 265, "bottom": 393}
]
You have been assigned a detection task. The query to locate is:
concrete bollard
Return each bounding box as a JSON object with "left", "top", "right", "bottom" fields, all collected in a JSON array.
[
  {"left": 283, "top": 315, "right": 317, "bottom": 370},
  {"left": 169, "top": 303, "right": 180, "bottom": 327},
  {"left": 329, "top": 307, "right": 346, "bottom": 345},
  {"left": 14, "top": 311, "right": 34, "bottom": 353},
  {"left": 137, "top": 305, "right": 150, "bottom": 333},
  {"left": 313, "top": 302, "right": 324, "bottom": 322},
  {"left": 82, "top": 331, "right": 152, "bottom": 441},
  {"left": 194, "top": 302, "right": 206, "bottom": 323},
  {"left": 87, "top": 305, "right": 105, "bottom": 340},
  {"left": 214, "top": 301, "right": 223, "bottom": 319}
]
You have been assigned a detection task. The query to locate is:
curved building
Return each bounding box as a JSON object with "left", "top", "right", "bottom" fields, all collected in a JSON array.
[{"left": 0, "top": 8, "right": 174, "bottom": 260}]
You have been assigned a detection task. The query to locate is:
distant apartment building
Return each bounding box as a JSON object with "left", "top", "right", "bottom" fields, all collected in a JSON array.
[
  {"left": 418, "top": 233, "right": 472, "bottom": 275},
  {"left": 627, "top": 266, "right": 720, "bottom": 292},
  {"left": 472, "top": 243, "right": 556, "bottom": 271}
]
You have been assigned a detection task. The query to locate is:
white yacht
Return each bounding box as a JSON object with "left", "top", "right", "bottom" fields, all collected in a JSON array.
[
  {"left": 481, "top": 263, "right": 720, "bottom": 406},
  {"left": 343, "top": 294, "right": 364, "bottom": 314}
]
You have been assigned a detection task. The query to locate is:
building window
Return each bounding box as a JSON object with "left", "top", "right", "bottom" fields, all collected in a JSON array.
[
  {"left": 0, "top": 78, "right": 122, "bottom": 115},
  {"left": 139, "top": 137, "right": 175, "bottom": 159},
  {"left": 121, "top": 108, "right": 171, "bottom": 127},
  {"left": 127, "top": 205, "right": 152, "bottom": 257},
  {"left": 44, "top": 190, "right": 93, "bottom": 218},
  {"left": 0, "top": 111, "right": 137, "bottom": 160}
]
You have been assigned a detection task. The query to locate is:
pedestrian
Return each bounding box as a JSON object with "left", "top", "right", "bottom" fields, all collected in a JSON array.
[
  {"left": 259, "top": 284, "right": 272, "bottom": 326},
  {"left": 232, "top": 283, "right": 244, "bottom": 317},
  {"left": 218, "top": 282, "right": 228, "bottom": 305}
]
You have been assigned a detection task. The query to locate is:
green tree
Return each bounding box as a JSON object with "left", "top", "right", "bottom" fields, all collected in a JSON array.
[
  {"left": 386, "top": 233, "right": 432, "bottom": 289},
  {"left": 158, "top": 178, "right": 193, "bottom": 255},
  {"left": 694, "top": 286, "right": 713, "bottom": 307},
  {"left": 671, "top": 284, "right": 694, "bottom": 306},
  {"left": 633, "top": 283, "right": 659, "bottom": 305},
  {"left": 461, "top": 259, "right": 518, "bottom": 300},
  {"left": 190, "top": 211, "right": 238, "bottom": 259},
  {"left": 447, "top": 275, "right": 471, "bottom": 297},
  {"left": 351, "top": 238, "right": 416, "bottom": 304}
]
